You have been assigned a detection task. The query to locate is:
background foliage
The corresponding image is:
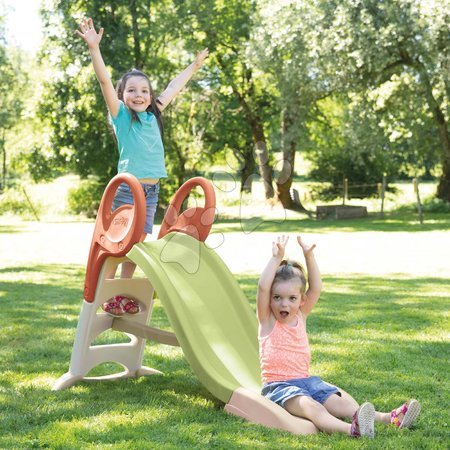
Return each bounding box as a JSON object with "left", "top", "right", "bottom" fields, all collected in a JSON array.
[{"left": 0, "top": 0, "right": 449, "bottom": 212}]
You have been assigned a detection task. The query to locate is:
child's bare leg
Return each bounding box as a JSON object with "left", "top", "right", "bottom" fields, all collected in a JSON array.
[
  {"left": 120, "top": 232, "right": 146, "bottom": 278},
  {"left": 120, "top": 261, "right": 137, "bottom": 278},
  {"left": 376, "top": 400, "right": 421, "bottom": 426},
  {"left": 324, "top": 388, "right": 412, "bottom": 425},
  {"left": 324, "top": 388, "right": 389, "bottom": 422},
  {"left": 284, "top": 396, "right": 351, "bottom": 435},
  {"left": 104, "top": 257, "right": 136, "bottom": 279},
  {"left": 323, "top": 389, "right": 359, "bottom": 419},
  {"left": 104, "top": 232, "right": 147, "bottom": 279},
  {"left": 375, "top": 411, "right": 390, "bottom": 423},
  {"left": 105, "top": 266, "right": 117, "bottom": 279}
]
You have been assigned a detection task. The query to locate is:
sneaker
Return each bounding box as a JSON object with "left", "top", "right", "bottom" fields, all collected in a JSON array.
[
  {"left": 101, "top": 296, "right": 124, "bottom": 317},
  {"left": 351, "top": 402, "right": 375, "bottom": 438},
  {"left": 119, "top": 296, "right": 141, "bottom": 314},
  {"left": 391, "top": 399, "right": 421, "bottom": 429}
]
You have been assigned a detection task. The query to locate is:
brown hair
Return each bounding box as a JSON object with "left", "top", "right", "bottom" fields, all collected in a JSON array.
[
  {"left": 115, "top": 69, "right": 164, "bottom": 137},
  {"left": 273, "top": 260, "right": 307, "bottom": 293}
]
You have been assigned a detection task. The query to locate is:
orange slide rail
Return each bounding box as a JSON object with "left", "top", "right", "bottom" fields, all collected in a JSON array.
[
  {"left": 83, "top": 174, "right": 216, "bottom": 302},
  {"left": 83, "top": 174, "right": 146, "bottom": 302},
  {"left": 158, "top": 176, "right": 216, "bottom": 242}
]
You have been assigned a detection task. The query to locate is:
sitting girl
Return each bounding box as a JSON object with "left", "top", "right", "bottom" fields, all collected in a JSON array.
[{"left": 257, "top": 234, "right": 421, "bottom": 438}]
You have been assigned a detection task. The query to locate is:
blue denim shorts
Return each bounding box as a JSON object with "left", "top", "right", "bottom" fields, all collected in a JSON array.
[
  {"left": 112, "top": 182, "right": 160, "bottom": 234},
  {"left": 261, "top": 376, "right": 341, "bottom": 407}
]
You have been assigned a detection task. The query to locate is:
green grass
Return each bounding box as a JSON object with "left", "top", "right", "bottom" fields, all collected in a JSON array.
[
  {"left": 1, "top": 175, "right": 448, "bottom": 447},
  {"left": 214, "top": 211, "right": 450, "bottom": 233},
  {"left": 1, "top": 265, "right": 448, "bottom": 449}
]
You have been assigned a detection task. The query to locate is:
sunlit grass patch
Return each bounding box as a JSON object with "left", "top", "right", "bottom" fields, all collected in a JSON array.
[{"left": 0, "top": 262, "right": 448, "bottom": 448}]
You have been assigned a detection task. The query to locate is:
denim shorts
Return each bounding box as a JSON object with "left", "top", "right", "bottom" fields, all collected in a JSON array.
[
  {"left": 112, "top": 182, "right": 160, "bottom": 234},
  {"left": 261, "top": 376, "right": 341, "bottom": 407}
]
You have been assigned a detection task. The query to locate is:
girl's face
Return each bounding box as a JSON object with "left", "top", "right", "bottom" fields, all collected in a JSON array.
[
  {"left": 123, "top": 76, "right": 152, "bottom": 112},
  {"left": 270, "top": 280, "right": 305, "bottom": 324}
]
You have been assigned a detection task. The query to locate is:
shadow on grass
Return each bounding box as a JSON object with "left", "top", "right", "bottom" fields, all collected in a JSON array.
[
  {"left": 2, "top": 369, "right": 250, "bottom": 448},
  {"left": 0, "top": 224, "right": 30, "bottom": 234},
  {"left": 3, "top": 336, "right": 448, "bottom": 448},
  {"left": 214, "top": 212, "right": 450, "bottom": 233},
  {"left": 1, "top": 265, "right": 448, "bottom": 448}
]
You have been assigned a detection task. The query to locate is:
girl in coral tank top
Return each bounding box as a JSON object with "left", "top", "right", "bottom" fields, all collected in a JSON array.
[{"left": 257, "top": 235, "right": 420, "bottom": 438}]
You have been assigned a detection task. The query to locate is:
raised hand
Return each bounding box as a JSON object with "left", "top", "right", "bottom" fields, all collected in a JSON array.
[
  {"left": 297, "top": 235, "right": 316, "bottom": 256},
  {"left": 193, "top": 48, "right": 209, "bottom": 70},
  {"left": 272, "top": 235, "right": 289, "bottom": 259},
  {"left": 75, "top": 18, "right": 104, "bottom": 49}
]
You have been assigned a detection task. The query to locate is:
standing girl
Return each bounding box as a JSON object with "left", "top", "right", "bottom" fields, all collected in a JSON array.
[
  {"left": 257, "top": 235, "right": 421, "bottom": 438},
  {"left": 76, "top": 18, "right": 208, "bottom": 316}
]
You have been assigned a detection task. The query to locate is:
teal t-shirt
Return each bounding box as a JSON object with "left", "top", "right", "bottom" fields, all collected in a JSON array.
[{"left": 110, "top": 101, "right": 168, "bottom": 179}]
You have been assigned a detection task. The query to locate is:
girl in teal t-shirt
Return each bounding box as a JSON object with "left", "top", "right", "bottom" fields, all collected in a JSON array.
[{"left": 77, "top": 18, "right": 208, "bottom": 316}]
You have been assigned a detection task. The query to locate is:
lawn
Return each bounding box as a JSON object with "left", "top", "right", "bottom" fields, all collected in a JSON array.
[
  {"left": 0, "top": 261, "right": 448, "bottom": 449},
  {"left": 0, "top": 176, "right": 449, "bottom": 448}
]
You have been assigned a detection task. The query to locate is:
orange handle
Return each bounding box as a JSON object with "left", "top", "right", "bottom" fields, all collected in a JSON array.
[
  {"left": 158, "top": 177, "right": 216, "bottom": 242},
  {"left": 84, "top": 174, "right": 146, "bottom": 302}
]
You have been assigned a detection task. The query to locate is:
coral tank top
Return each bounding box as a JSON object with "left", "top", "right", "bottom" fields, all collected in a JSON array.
[{"left": 259, "top": 315, "right": 310, "bottom": 384}]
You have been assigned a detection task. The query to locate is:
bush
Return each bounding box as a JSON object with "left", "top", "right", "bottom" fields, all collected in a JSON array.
[
  {"left": 67, "top": 179, "right": 104, "bottom": 218},
  {"left": 21, "top": 146, "right": 64, "bottom": 182},
  {"left": 422, "top": 197, "right": 450, "bottom": 213},
  {"left": 0, "top": 187, "right": 41, "bottom": 218}
]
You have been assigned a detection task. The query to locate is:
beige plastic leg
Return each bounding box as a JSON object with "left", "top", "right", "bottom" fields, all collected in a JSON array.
[
  {"left": 225, "top": 387, "right": 318, "bottom": 435},
  {"left": 53, "top": 256, "right": 159, "bottom": 390}
]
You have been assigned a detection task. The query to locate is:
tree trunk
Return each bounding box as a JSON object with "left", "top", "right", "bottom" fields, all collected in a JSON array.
[
  {"left": 417, "top": 65, "right": 450, "bottom": 201},
  {"left": 276, "top": 109, "right": 295, "bottom": 208},
  {"left": 239, "top": 144, "right": 256, "bottom": 193},
  {"left": 238, "top": 105, "right": 274, "bottom": 199},
  {"left": 254, "top": 138, "right": 274, "bottom": 199},
  {"left": 129, "top": 1, "right": 143, "bottom": 69},
  {"left": 406, "top": 56, "right": 450, "bottom": 201},
  {"left": 437, "top": 157, "right": 450, "bottom": 200},
  {"left": 235, "top": 94, "right": 274, "bottom": 198},
  {"left": 276, "top": 109, "right": 310, "bottom": 212}
]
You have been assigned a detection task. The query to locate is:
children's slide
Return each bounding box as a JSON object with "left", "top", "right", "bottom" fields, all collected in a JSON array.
[{"left": 54, "top": 174, "right": 316, "bottom": 435}]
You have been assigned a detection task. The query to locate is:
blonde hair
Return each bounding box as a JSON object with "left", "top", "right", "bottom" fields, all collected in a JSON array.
[{"left": 272, "top": 260, "right": 307, "bottom": 294}]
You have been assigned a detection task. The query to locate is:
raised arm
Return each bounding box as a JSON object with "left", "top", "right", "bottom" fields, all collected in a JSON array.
[
  {"left": 76, "top": 18, "right": 120, "bottom": 117},
  {"left": 157, "top": 48, "right": 209, "bottom": 111},
  {"left": 257, "top": 235, "right": 289, "bottom": 325},
  {"left": 297, "top": 236, "right": 322, "bottom": 316}
]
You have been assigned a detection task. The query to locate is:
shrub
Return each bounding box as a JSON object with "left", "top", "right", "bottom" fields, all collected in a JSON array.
[
  {"left": 422, "top": 197, "right": 450, "bottom": 213},
  {"left": 0, "top": 187, "right": 41, "bottom": 218},
  {"left": 67, "top": 179, "right": 104, "bottom": 218}
]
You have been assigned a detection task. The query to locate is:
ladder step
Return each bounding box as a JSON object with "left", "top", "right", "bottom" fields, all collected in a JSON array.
[{"left": 112, "top": 318, "right": 179, "bottom": 347}]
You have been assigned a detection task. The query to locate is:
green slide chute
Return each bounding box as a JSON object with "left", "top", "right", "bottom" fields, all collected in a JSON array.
[{"left": 127, "top": 232, "right": 262, "bottom": 403}]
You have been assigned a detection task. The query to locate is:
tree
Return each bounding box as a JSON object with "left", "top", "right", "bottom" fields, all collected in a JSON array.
[
  {"left": 305, "top": 0, "right": 450, "bottom": 201},
  {"left": 306, "top": 94, "right": 394, "bottom": 195},
  {"left": 0, "top": 10, "right": 24, "bottom": 189},
  {"left": 252, "top": 0, "right": 448, "bottom": 204},
  {"left": 251, "top": 0, "right": 321, "bottom": 210},
  {"left": 176, "top": 0, "right": 275, "bottom": 197}
]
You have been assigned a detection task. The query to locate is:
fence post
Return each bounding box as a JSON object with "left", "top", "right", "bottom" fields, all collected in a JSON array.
[
  {"left": 377, "top": 182, "right": 382, "bottom": 217},
  {"left": 413, "top": 178, "right": 423, "bottom": 224},
  {"left": 378, "top": 173, "right": 386, "bottom": 218},
  {"left": 342, "top": 177, "right": 348, "bottom": 205}
]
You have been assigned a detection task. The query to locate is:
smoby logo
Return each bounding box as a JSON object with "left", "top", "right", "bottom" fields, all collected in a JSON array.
[{"left": 113, "top": 216, "right": 129, "bottom": 227}]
